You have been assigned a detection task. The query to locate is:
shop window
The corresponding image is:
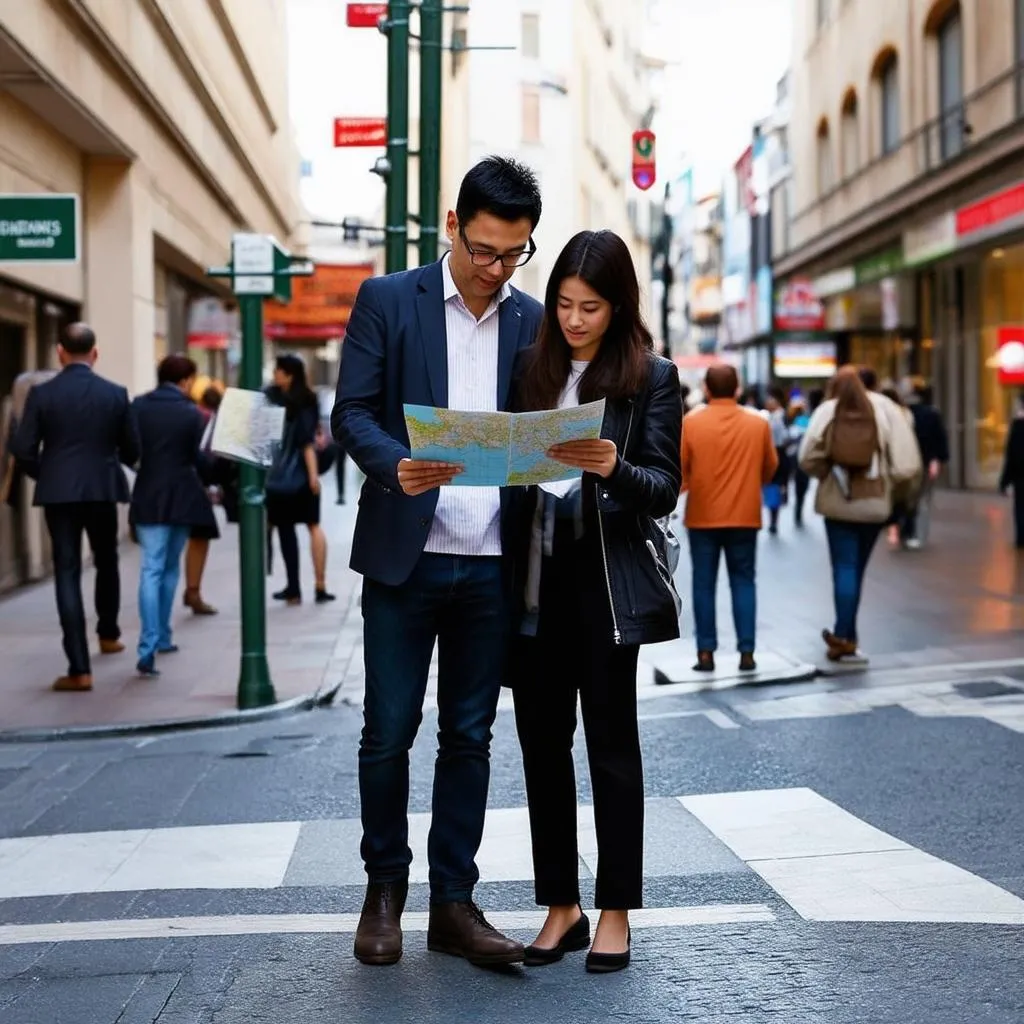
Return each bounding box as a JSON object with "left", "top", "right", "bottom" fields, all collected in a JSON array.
[
  {"left": 521, "top": 85, "right": 541, "bottom": 144},
  {"left": 521, "top": 13, "right": 540, "bottom": 59},
  {"left": 937, "top": 6, "right": 964, "bottom": 159},
  {"left": 816, "top": 118, "right": 834, "bottom": 194},
  {"left": 878, "top": 52, "right": 900, "bottom": 155},
  {"left": 816, "top": 0, "right": 829, "bottom": 28},
  {"left": 840, "top": 89, "right": 859, "bottom": 178}
]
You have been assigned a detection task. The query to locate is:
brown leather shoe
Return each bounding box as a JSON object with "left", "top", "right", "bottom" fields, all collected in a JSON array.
[
  {"left": 52, "top": 674, "right": 93, "bottom": 692},
  {"left": 822, "top": 629, "right": 858, "bottom": 662},
  {"left": 427, "top": 901, "right": 525, "bottom": 967},
  {"left": 353, "top": 880, "right": 407, "bottom": 966},
  {"left": 99, "top": 639, "right": 124, "bottom": 655},
  {"left": 184, "top": 589, "right": 218, "bottom": 615}
]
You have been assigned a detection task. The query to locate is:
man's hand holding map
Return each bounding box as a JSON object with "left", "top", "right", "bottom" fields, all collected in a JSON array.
[{"left": 403, "top": 400, "right": 607, "bottom": 487}]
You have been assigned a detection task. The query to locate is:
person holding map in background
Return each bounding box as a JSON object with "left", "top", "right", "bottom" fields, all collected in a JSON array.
[
  {"left": 506, "top": 229, "right": 683, "bottom": 974},
  {"left": 331, "top": 157, "right": 544, "bottom": 969}
]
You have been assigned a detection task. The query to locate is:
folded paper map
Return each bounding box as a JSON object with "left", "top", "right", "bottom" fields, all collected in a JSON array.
[
  {"left": 210, "top": 387, "right": 286, "bottom": 468},
  {"left": 403, "top": 400, "right": 606, "bottom": 487}
]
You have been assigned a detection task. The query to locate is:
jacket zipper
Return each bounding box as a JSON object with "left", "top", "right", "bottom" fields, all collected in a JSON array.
[{"left": 596, "top": 401, "right": 635, "bottom": 645}]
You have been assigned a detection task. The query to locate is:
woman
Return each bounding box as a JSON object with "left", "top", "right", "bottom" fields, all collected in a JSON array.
[
  {"left": 798, "top": 366, "right": 921, "bottom": 664},
  {"left": 182, "top": 385, "right": 223, "bottom": 616},
  {"left": 999, "top": 391, "right": 1024, "bottom": 548},
  {"left": 881, "top": 386, "right": 920, "bottom": 548},
  {"left": 508, "top": 230, "right": 683, "bottom": 974},
  {"left": 763, "top": 385, "right": 790, "bottom": 534},
  {"left": 265, "top": 355, "right": 335, "bottom": 604}
]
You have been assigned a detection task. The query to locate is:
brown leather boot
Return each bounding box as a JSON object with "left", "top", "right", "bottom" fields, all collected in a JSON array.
[
  {"left": 52, "top": 674, "right": 92, "bottom": 692},
  {"left": 427, "top": 901, "right": 525, "bottom": 967},
  {"left": 99, "top": 638, "right": 124, "bottom": 655},
  {"left": 184, "top": 588, "right": 218, "bottom": 615},
  {"left": 353, "top": 880, "right": 407, "bottom": 966}
]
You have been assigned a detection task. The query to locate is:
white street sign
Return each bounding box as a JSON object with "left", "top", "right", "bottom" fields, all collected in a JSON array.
[
  {"left": 233, "top": 275, "right": 274, "bottom": 295},
  {"left": 232, "top": 234, "right": 274, "bottom": 275}
]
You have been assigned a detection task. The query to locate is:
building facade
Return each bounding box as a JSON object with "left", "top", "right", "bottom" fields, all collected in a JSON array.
[
  {"left": 0, "top": 0, "right": 302, "bottom": 590},
  {"left": 780, "top": 0, "right": 1024, "bottom": 489},
  {"left": 449, "top": 0, "right": 657, "bottom": 321}
]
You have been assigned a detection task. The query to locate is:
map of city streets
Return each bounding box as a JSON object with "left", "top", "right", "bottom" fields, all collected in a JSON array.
[{"left": 403, "top": 400, "right": 606, "bottom": 486}]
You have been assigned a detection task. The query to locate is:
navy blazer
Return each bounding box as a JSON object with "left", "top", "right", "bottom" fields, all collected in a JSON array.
[
  {"left": 130, "top": 384, "right": 217, "bottom": 529},
  {"left": 331, "top": 259, "right": 544, "bottom": 586},
  {"left": 11, "top": 363, "right": 138, "bottom": 506}
]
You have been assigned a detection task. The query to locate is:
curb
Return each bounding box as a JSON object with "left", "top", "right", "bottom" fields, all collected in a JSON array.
[
  {"left": 0, "top": 683, "right": 343, "bottom": 745},
  {"left": 651, "top": 661, "right": 820, "bottom": 689}
]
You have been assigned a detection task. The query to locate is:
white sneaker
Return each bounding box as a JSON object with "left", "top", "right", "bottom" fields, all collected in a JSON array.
[{"left": 905, "top": 539, "right": 923, "bottom": 550}]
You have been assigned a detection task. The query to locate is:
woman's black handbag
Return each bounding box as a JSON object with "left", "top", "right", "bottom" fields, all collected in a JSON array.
[
  {"left": 265, "top": 422, "right": 308, "bottom": 496},
  {"left": 316, "top": 439, "right": 338, "bottom": 475}
]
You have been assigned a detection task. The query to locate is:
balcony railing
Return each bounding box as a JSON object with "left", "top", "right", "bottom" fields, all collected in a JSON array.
[{"left": 790, "top": 60, "right": 1024, "bottom": 251}]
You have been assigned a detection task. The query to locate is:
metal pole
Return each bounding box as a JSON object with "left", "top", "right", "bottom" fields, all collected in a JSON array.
[
  {"left": 418, "top": 0, "right": 443, "bottom": 267},
  {"left": 235, "top": 295, "right": 276, "bottom": 709},
  {"left": 386, "top": 0, "right": 411, "bottom": 274}
]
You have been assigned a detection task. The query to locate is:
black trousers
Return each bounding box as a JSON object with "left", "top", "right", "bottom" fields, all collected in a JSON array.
[
  {"left": 512, "top": 521, "right": 644, "bottom": 910},
  {"left": 44, "top": 502, "right": 121, "bottom": 676},
  {"left": 1015, "top": 486, "right": 1024, "bottom": 548}
]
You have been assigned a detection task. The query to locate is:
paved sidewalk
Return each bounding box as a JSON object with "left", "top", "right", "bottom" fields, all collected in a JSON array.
[{"left": 0, "top": 476, "right": 362, "bottom": 737}]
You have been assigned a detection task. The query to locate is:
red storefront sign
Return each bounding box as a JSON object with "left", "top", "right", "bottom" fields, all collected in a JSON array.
[
  {"left": 346, "top": 3, "right": 388, "bottom": 28},
  {"left": 956, "top": 182, "right": 1024, "bottom": 239},
  {"left": 774, "top": 278, "right": 824, "bottom": 332},
  {"left": 996, "top": 326, "right": 1024, "bottom": 386},
  {"left": 333, "top": 117, "right": 387, "bottom": 147}
]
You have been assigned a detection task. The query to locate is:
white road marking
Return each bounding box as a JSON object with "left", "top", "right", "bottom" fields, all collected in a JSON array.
[
  {"left": 681, "top": 788, "right": 1024, "bottom": 924},
  {"left": 637, "top": 709, "right": 740, "bottom": 729},
  {"left": 0, "top": 904, "right": 777, "bottom": 947}
]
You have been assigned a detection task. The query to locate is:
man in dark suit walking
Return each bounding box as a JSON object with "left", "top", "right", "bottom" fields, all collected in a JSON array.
[
  {"left": 130, "top": 355, "right": 219, "bottom": 676},
  {"left": 11, "top": 323, "right": 139, "bottom": 692},
  {"left": 332, "top": 156, "right": 544, "bottom": 968}
]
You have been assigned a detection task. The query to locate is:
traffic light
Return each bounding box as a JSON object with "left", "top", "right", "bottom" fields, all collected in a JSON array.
[{"left": 632, "top": 130, "right": 656, "bottom": 191}]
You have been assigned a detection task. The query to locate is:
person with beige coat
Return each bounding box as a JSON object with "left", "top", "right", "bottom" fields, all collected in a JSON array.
[{"left": 798, "top": 366, "right": 922, "bottom": 664}]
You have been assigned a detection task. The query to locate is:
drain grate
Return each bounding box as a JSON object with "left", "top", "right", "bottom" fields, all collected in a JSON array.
[{"left": 952, "top": 679, "right": 1024, "bottom": 700}]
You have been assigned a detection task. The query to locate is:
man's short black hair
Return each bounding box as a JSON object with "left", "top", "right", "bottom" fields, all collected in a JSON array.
[
  {"left": 157, "top": 354, "right": 198, "bottom": 386},
  {"left": 858, "top": 366, "right": 879, "bottom": 391},
  {"left": 456, "top": 156, "right": 542, "bottom": 230},
  {"left": 62, "top": 322, "right": 96, "bottom": 356}
]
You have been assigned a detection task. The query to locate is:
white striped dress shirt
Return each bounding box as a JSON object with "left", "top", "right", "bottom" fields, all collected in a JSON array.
[{"left": 423, "top": 254, "right": 509, "bottom": 557}]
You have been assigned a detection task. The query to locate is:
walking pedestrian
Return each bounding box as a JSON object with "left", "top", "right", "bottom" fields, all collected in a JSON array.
[
  {"left": 881, "top": 387, "right": 919, "bottom": 549},
  {"left": 332, "top": 156, "right": 545, "bottom": 968},
  {"left": 798, "top": 365, "right": 922, "bottom": 664},
  {"left": 9, "top": 323, "right": 139, "bottom": 691},
  {"left": 182, "top": 385, "right": 222, "bottom": 616},
  {"left": 764, "top": 385, "right": 790, "bottom": 534},
  {"left": 999, "top": 391, "right": 1024, "bottom": 548},
  {"left": 507, "top": 230, "right": 682, "bottom": 974},
  {"left": 681, "top": 364, "right": 777, "bottom": 672},
  {"left": 790, "top": 388, "right": 823, "bottom": 527},
  {"left": 904, "top": 381, "right": 949, "bottom": 548},
  {"left": 265, "top": 354, "right": 335, "bottom": 605},
  {"left": 130, "top": 356, "right": 219, "bottom": 676}
]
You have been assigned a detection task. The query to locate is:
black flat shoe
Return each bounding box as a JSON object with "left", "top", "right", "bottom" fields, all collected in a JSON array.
[
  {"left": 523, "top": 912, "right": 590, "bottom": 966},
  {"left": 692, "top": 651, "right": 715, "bottom": 673},
  {"left": 585, "top": 928, "right": 631, "bottom": 974}
]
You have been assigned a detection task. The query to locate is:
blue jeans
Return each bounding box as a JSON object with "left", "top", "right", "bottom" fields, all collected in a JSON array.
[
  {"left": 359, "top": 553, "right": 506, "bottom": 904},
  {"left": 688, "top": 528, "right": 758, "bottom": 654},
  {"left": 136, "top": 524, "right": 189, "bottom": 663},
  {"left": 824, "top": 519, "right": 882, "bottom": 644}
]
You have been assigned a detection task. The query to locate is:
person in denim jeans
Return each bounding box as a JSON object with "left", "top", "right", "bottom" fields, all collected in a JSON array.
[
  {"left": 130, "top": 355, "right": 218, "bottom": 676},
  {"left": 681, "top": 365, "right": 778, "bottom": 673}
]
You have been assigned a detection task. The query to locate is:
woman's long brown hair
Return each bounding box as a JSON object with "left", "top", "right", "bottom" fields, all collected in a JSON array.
[
  {"left": 827, "top": 364, "right": 874, "bottom": 418},
  {"left": 517, "top": 230, "right": 653, "bottom": 411}
]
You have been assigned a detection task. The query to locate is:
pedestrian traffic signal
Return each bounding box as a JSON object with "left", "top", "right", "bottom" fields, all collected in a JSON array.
[{"left": 632, "top": 130, "right": 656, "bottom": 191}]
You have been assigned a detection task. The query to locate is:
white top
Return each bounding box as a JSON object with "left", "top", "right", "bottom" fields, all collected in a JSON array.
[
  {"left": 423, "top": 253, "right": 511, "bottom": 557},
  {"left": 539, "top": 360, "right": 590, "bottom": 498}
]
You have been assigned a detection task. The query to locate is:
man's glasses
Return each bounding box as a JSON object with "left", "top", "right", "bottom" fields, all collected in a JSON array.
[{"left": 459, "top": 227, "right": 536, "bottom": 268}]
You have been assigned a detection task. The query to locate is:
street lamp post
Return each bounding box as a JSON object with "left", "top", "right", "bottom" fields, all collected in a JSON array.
[
  {"left": 385, "top": 0, "right": 411, "bottom": 274},
  {"left": 418, "top": 0, "right": 443, "bottom": 267}
]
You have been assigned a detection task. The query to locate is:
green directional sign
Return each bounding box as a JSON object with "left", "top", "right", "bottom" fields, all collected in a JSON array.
[{"left": 0, "top": 194, "right": 79, "bottom": 263}]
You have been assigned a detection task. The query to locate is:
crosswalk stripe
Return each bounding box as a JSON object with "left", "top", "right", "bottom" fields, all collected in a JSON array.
[
  {"left": 680, "top": 788, "right": 1024, "bottom": 924},
  {"left": 0, "top": 905, "right": 777, "bottom": 947}
]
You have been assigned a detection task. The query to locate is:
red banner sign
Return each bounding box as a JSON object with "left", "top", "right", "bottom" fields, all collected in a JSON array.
[
  {"left": 774, "top": 278, "right": 825, "bottom": 332},
  {"left": 957, "top": 182, "right": 1024, "bottom": 239},
  {"left": 996, "top": 326, "right": 1024, "bottom": 386},
  {"left": 346, "top": 3, "right": 388, "bottom": 28},
  {"left": 334, "top": 117, "right": 388, "bottom": 148}
]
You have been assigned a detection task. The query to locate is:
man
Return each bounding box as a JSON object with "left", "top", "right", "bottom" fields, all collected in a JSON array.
[
  {"left": 11, "top": 323, "right": 138, "bottom": 691},
  {"left": 332, "top": 156, "right": 544, "bottom": 968},
  {"left": 903, "top": 381, "right": 949, "bottom": 549},
  {"left": 131, "top": 355, "right": 219, "bottom": 677},
  {"left": 681, "top": 365, "right": 778, "bottom": 673}
]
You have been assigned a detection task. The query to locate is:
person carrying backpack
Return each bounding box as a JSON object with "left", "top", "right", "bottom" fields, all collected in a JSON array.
[{"left": 798, "top": 365, "right": 921, "bottom": 665}]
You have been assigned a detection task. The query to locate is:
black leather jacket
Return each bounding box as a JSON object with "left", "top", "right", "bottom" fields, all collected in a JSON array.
[{"left": 505, "top": 354, "right": 683, "bottom": 647}]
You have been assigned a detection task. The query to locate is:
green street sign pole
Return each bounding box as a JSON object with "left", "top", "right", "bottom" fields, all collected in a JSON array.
[
  {"left": 418, "top": 0, "right": 443, "bottom": 268},
  {"left": 235, "top": 293, "right": 275, "bottom": 710},
  {"left": 208, "top": 235, "right": 312, "bottom": 710},
  {"left": 385, "top": 0, "right": 410, "bottom": 274}
]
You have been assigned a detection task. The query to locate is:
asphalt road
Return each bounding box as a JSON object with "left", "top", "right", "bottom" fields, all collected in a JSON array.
[{"left": 0, "top": 663, "right": 1021, "bottom": 1024}]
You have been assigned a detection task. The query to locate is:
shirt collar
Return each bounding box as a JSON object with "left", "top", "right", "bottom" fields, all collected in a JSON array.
[{"left": 441, "top": 252, "right": 511, "bottom": 309}]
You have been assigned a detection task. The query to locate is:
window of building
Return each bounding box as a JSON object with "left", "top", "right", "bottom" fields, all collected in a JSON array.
[
  {"left": 816, "top": 119, "right": 834, "bottom": 194},
  {"left": 816, "top": 0, "right": 829, "bottom": 28},
  {"left": 521, "top": 86, "right": 541, "bottom": 144},
  {"left": 521, "top": 13, "right": 540, "bottom": 59},
  {"left": 937, "top": 6, "right": 964, "bottom": 159},
  {"left": 879, "top": 54, "right": 900, "bottom": 155},
  {"left": 840, "top": 90, "right": 859, "bottom": 178}
]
